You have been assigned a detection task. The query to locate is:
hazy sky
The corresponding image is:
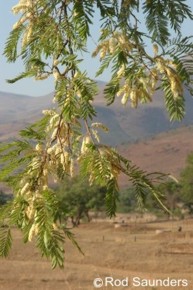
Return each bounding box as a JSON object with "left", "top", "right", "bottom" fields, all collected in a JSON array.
[{"left": 0, "top": 1, "right": 193, "bottom": 97}]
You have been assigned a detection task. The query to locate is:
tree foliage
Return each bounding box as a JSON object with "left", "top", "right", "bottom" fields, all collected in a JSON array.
[
  {"left": 157, "top": 181, "right": 181, "bottom": 212},
  {"left": 1, "top": 0, "right": 193, "bottom": 267},
  {"left": 180, "top": 153, "right": 193, "bottom": 210},
  {"left": 56, "top": 176, "right": 106, "bottom": 226}
]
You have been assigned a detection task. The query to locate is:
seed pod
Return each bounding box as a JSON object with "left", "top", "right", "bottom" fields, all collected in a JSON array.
[
  {"left": 28, "top": 224, "right": 38, "bottom": 242},
  {"left": 47, "top": 147, "right": 53, "bottom": 154},
  {"left": 51, "top": 128, "right": 58, "bottom": 141},
  {"left": 13, "top": 21, "right": 21, "bottom": 30},
  {"left": 20, "top": 182, "right": 30, "bottom": 195},
  {"left": 85, "top": 136, "right": 91, "bottom": 144},
  {"left": 130, "top": 89, "right": 138, "bottom": 108},
  {"left": 168, "top": 60, "right": 177, "bottom": 70},
  {"left": 53, "top": 59, "right": 60, "bottom": 66},
  {"left": 55, "top": 145, "right": 62, "bottom": 156},
  {"left": 64, "top": 151, "right": 69, "bottom": 160},
  {"left": 109, "top": 37, "right": 117, "bottom": 54},
  {"left": 53, "top": 69, "right": 61, "bottom": 81},
  {"left": 170, "top": 79, "right": 182, "bottom": 100},
  {"left": 81, "top": 136, "right": 91, "bottom": 153},
  {"left": 121, "top": 93, "right": 128, "bottom": 105},
  {"left": 35, "top": 143, "right": 42, "bottom": 152},
  {"left": 12, "top": 1, "right": 28, "bottom": 14},
  {"left": 153, "top": 44, "right": 159, "bottom": 56},
  {"left": 43, "top": 185, "right": 48, "bottom": 190},
  {"left": 20, "top": 178, "right": 27, "bottom": 187},
  {"left": 25, "top": 190, "right": 32, "bottom": 197},
  {"left": 76, "top": 90, "right": 81, "bottom": 98},
  {"left": 35, "top": 74, "right": 49, "bottom": 81},
  {"left": 60, "top": 153, "right": 65, "bottom": 165},
  {"left": 42, "top": 109, "right": 55, "bottom": 116},
  {"left": 53, "top": 223, "right": 58, "bottom": 230},
  {"left": 22, "top": 25, "right": 33, "bottom": 47},
  {"left": 49, "top": 114, "right": 59, "bottom": 127},
  {"left": 26, "top": 206, "right": 35, "bottom": 220},
  {"left": 165, "top": 67, "right": 174, "bottom": 78},
  {"left": 117, "top": 90, "right": 123, "bottom": 97},
  {"left": 74, "top": 71, "right": 79, "bottom": 78},
  {"left": 117, "top": 65, "right": 125, "bottom": 78},
  {"left": 52, "top": 96, "right": 57, "bottom": 103},
  {"left": 99, "top": 148, "right": 106, "bottom": 157},
  {"left": 43, "top": 168, "right": 48, "bottom": 177},
  {"left": 100, "top": 48, "right": 106, "bottom": 59},
  {"left": 156, "top": 59, "right": 165, "bottom": 73},
  {"left": 150, "top": 78, "right": 157, "bottom": 91},
  {"left": 70, "top": 159, "right": 74, "bottom": 177},
  {"left": 118, "top": 34, "right": 126, "bottom": 45}
]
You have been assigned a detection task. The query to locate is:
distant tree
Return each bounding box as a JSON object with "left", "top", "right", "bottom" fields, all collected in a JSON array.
[
  {"left": 180, "top": 153, "right": 193, "bottom": 212},
  {"left": 118, "top": 181, "right": 183, "bottom": 216},
  {"left": 118, "top": 182, "right": 180, "bottom": 215},
  {"left": 56, "top": 176, "right": 106, "bottom": 226},
  {"left": 158, "top": 182, "right": 180, "bottom": 209},
  {"left": 0, "top": 190, "right": 13, "bottom": 206},
  {"left": 0, "top": 0, "right": 193, "bottom": 267},
  {"left": 117, "top": 187, "right": 136, "bottom": 213}
]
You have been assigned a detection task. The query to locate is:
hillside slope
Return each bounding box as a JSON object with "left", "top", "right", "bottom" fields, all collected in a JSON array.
[
  {"left": 1, "top": 83, "right": 193, "bottom": 145},
  {"left": 118, "top": 126, "right": 193, "bottom": 187},
  {"left": 1, "top": 88, "right": 193, "bottom": 188}
]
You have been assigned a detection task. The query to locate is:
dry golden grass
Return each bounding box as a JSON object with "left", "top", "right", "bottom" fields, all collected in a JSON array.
[{"left": 0, "top": 218, "right": 193, "bottom": 290}]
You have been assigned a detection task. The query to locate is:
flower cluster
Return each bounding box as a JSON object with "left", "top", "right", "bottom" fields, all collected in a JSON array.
[{"left": 93, "top": 32, "right": 135, "bottom": 60}]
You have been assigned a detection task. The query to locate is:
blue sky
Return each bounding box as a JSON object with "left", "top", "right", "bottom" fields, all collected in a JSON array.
[
  {"left": 0, "top": 1, "right": 193, "bottom": 97},
  {"left": 0, "top": 1, "right": 102, "bottom": 96}
]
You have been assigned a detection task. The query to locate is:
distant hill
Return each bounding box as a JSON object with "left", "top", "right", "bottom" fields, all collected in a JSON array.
[
  {"left": 108, "top": 89, "right": 193, "bottom": 143},
  {"left": 118, "top": 126, "right": 193, "bottom": 187},
  {"left": 1, "top": 85, "right": 193, "bottom": 188},
  {"left": 0, "top": 91, "right": 53, "bottom": 141},
  {"left": 1, "top": 82, "right": 193, "bottom": 145},
  {"left": 0, "top": 89, "right": 128, "bottom": 144}
]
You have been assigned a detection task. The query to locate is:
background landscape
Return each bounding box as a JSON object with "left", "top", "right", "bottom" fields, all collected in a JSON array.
[
  {"left": 1, "top": 81, "right": 193, "bottom": 181},
  {"left": 1, "top": 83, "right": 193, "bottom": 289}
]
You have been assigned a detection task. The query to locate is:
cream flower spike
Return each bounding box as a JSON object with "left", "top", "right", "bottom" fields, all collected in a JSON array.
[{"left": 12, "top": 0, "right": 32, "bottom": 14}]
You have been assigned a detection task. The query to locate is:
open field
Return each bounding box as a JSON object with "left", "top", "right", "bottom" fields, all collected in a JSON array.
[{"left": 0, "top": 217, "right": 193, "bottom": 290}]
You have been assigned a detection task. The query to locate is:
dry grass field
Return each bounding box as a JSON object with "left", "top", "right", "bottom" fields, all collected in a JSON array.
[{"left": 0, "top": 217, "right": 193, "bottom": 290}]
